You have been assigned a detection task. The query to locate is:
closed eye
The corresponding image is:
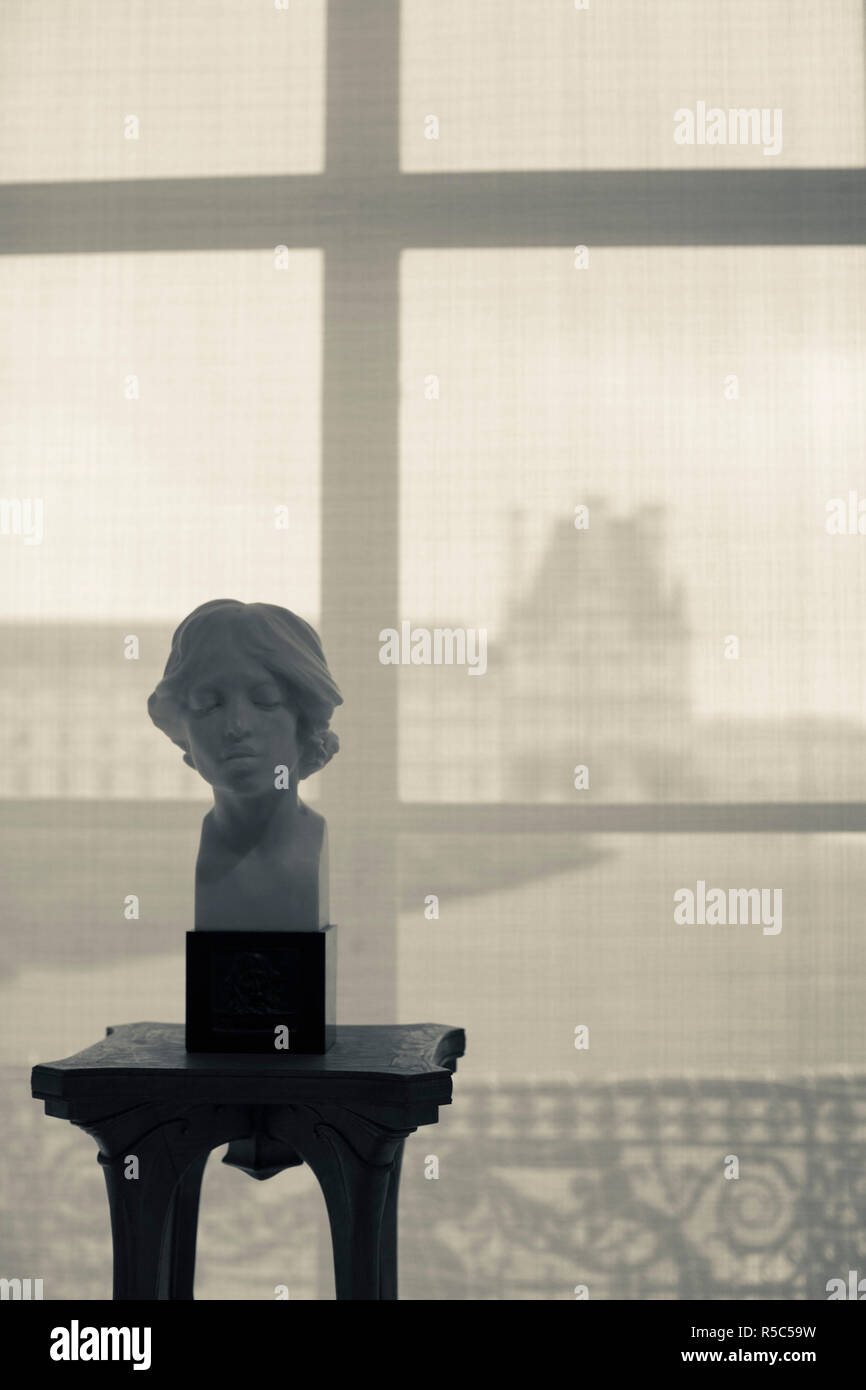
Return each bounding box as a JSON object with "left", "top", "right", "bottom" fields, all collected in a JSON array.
[{"left": 250, "top": 683, "right": 285, "bottom": 708}]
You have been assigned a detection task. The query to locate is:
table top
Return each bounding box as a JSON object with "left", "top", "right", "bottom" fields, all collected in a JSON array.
[{"left": 31, "top": 1021, "right": 466, "bottom": 1117}]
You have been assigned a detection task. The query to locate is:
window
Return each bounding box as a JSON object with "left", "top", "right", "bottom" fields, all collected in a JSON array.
[
  {"left": 3, "top": 0, "right": 864, "bottom": 1302},
  {"left": 0, "top": 1, "right": 326, "bottom": 180},
  {"left": 401, "top": 0, "right": 864, "bottom": 171},
  {"left": 0, "top": 249, "right": 321, "bottom": 798},
  {"left": 399, "top": 247, "right": 866, "bottom": 803}
]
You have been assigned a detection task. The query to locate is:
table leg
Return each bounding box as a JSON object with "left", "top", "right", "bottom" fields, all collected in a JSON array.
[
  {"left": 158, "top": 1150, "right": 210, "bottom": 1299},
  {"left": 99, "top": 1143, "right": 187, "bottom": 1300},
  {"left": 317, "top": 1133, "right": 393, "bottom": 1299},
  {"left": 80, "top": 1102, "right": 252, "bottom": 1300},
  {"left": 269, "top": 1104, "right": 412, "bottom": 1301},
  {"left": 378, "top": 1141, "right": 404, "bottom": 1300}
]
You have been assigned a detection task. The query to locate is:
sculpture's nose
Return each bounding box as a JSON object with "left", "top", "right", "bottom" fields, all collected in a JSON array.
[{"left": 224, "top": 698, "right": 252, "bottom": 740}]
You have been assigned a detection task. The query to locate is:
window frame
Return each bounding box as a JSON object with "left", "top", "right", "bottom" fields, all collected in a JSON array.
[{"left": 3, "top": 1, "right": 866, "bottom": 1021}]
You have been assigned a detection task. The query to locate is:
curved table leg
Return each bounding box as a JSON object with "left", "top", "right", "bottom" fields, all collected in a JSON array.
[
  {"left": 269, "top": 1104, "right": 412, "bottom": 1301},
  {"left": 99, "top": 1145, "right": 178, "bottom": 1301},
  {"left": 158, "top": 1149, "right": 210, "bottom": 1299},
  {"left": 378, "top": 1141, "right": 404, "bottom": 1301},
  {"left": 79, "top": 1102, "right": 253, "bottom": 1300}
]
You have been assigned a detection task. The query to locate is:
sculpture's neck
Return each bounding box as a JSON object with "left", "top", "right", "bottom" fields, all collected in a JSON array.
[{"left": 210, "top": 783, "right": 302, "bottom": 851}]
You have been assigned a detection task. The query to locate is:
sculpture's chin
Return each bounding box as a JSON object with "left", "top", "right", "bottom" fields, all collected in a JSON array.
[{"left": 217, "top": 760, "right": 270, "bottom": 790}]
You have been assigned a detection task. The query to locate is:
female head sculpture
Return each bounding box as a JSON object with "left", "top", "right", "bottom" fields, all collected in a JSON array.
[
  {"left": 148, "top": 600, "right": 343, "bottom": 931},
  {"left": 148, "top": 599, "right": 342, "bottom": 786}
]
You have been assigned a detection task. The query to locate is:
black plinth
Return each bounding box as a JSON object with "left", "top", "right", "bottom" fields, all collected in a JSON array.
[
  {"left": 186, "top": 926, "right": 336, "bottom": 1054},
  {"left": 31, "top": 1020, "right": 466, "bottom": 1301}
]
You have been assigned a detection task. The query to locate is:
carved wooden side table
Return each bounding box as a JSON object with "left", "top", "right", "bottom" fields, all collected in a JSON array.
[{"left": 31, "top": 1021, "right": 465, "bottom": 1301}]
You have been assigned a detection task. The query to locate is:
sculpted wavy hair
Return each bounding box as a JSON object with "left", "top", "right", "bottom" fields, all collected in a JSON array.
[{"left": 147, "top": 600, "right": 342, "bottom": 780}]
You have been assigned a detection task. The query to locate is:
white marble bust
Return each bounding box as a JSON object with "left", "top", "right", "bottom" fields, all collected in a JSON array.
[{"left": 147, "top": 599, "right": 342, "bottom": 932}]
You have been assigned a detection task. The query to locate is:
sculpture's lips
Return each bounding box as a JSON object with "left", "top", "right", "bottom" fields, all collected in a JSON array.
[{"left": 222, "top": 748, "right": 258, "bottom": 761}]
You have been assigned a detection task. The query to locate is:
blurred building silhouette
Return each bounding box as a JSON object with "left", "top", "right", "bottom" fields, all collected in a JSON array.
[
  {"left": 399, "top": 502, "right": 697, "bottom": 801},
  {"left": 501, "top": 502, "right": 694, "bottom": 800}
]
